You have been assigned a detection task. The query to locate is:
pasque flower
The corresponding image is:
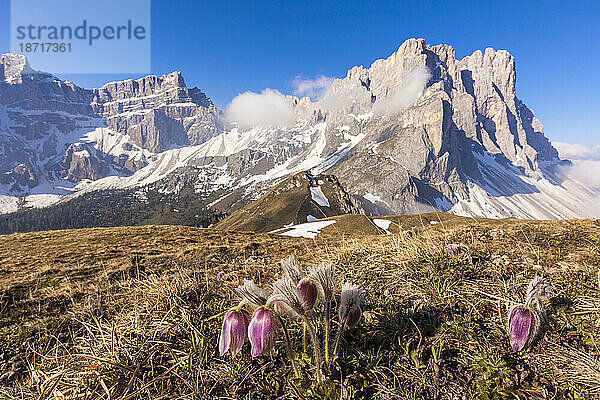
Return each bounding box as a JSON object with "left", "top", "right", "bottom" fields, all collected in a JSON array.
[
  {"left": 338, "top": 283, "right": 364, "bottom": 329},
  {"left": 248, "top": 306, "right": 280, "bottom": 357},
  {"left": 308, "top": 262, "right": 335, "bottom": 303},
  {"left": 508, "top": 276, "right": 551, "bottom": 352},
  {"left": 271, "top": 275, "right": 323, "bottom": 384},
  {"left": 219, "top": 308, "right": 250, "bottom": 356},
  {"left": 446, "top": 243, "right": 470, "bottom": 258},
  {"left": 308, "top": 262, "right": 336, "bottom": 368},
  {"left": 297, "top": 277, "right": 318, "bottom": 313},
  {"left": 274, "top": 257, "right": 318, "bottom": 315},
  {"left": 334, "top": 283, "right": 364, "bottom": 357}
]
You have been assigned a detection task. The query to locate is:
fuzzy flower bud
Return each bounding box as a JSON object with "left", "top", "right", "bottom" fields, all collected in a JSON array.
[
  {"left": 235, "top": 279, "right": 269, "bottom": 309},
  {"left": 508, "top": 276, "right": 551, "bottom": 352},
  {"left": 508, "top": 306, "right": 540, "bottom": 352},
  {"left": 270, "top": 276, "right": 309, "bottom": 317},
  {"left": 308, "top": 262, "right": 336, "bottom": 303},
  {"left": 219, "top": 308, "right": 250, "bottom": 356},
  {"left": 248, "top": 306, "right": 279, "bottom": 357},
  {"left": 297, "top": 277, "right": 318, "bottom": 313},
  {"left": 339, "top": 283, "right": 364, "bottom": 329},
  {"left": 445, "top": 243, "right": 470, "bottom": 258},
  {"left": 281, "top": 256, "right": 304, "bottom": 284}
]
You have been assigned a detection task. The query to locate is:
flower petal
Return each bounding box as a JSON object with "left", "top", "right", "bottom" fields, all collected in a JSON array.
[
  {"left": 297, "top": 278, "right": 318, "bottom": 313},
  {"left": 220, "top": 309, "right": 250, "bottom": 356},
  {"left": 248, "top": 307, "right": 278, "bottom": 357},
  {"left": 509, "top": 306, "right": 533, "bottom": 352},
  {"left": 219, "top": 310, "right": 234, "bottom": 356}
]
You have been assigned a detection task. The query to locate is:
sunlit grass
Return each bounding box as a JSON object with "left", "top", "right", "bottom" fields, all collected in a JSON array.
[{"left": 0, "top": 219, "right": 599, "bottom": 398}]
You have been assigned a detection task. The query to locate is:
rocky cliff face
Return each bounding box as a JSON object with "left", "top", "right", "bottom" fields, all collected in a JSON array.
[
  {"left": 0, "top": 54, "right": 221, "bottom": 209},
  {"left": 91, "top": 71, "right": 221, "bottom": 152},
  {"left": 315, "top": 38, "right": 564, "bottom": 216}
]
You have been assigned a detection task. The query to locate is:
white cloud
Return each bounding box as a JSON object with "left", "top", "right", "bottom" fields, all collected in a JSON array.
[
  {"left": 372, "top": 66, "right": 431, "bottom": 115},
  {"left": 554, "top": 142, "right": 600, "bottom": 189},
  {"left": 563, "top": 160, "right": 600, "bottom": 189},
  {"left": 292, "top": 75, "right": 335, "bottom": 100},
  {"left": 553, "top": 142, "right": 600, "bottom": 161},
  {"left": 554, "top": 142, "right": 600, "bottom": 217},
  {"left": 224, "top": 89, "right": 296, "bottom": 130},
  {"left": 317, "top": 85, "right": 355, "bottom": 112}
]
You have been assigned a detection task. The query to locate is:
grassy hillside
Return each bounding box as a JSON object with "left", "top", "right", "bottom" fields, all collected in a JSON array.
[
  {"left": 265, "top": 212, "right": 506, "bottom": 237},
  {"left": 215, "top": 172, "right": 361, "bottom": 233},
  {"left": 0, "top": 219, "right": 599, "bottom": 398}
]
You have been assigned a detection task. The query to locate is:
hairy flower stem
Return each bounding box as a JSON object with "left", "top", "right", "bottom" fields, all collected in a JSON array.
[
  {"left": 324, "top": 301, "right": 331, "bottom": 368},
  {"left": 301, "top": 315, "right": 323, "bottom": 385},
  {"left": 332, "top": 314, "right": 349, "bottom": 358},
  {"left": 277, "top": 315, "right": 300, "bottom": 379},
  {"left": 303, "top": 323, "right": 308, "bottom": 354}
]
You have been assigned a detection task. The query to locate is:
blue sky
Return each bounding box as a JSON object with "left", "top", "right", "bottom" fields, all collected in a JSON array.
[{"left": 0, "top": 0, "right": 598, "bottom": 146}]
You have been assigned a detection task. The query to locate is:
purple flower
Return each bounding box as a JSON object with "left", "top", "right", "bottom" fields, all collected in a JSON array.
[
  {"left": 297, "top": 278, "right": 318, "bottom": 313},
  {"left": 248, "top": 307, "right": 279, "bottom": 357},
  {"left": 508, "top": 276, "right": 551, "bottom": 352},
  {"left": 508, "top": 306, "right": 535, "bottom": 352},
  {"left": 339, "top": 283, "right": 364, "bottom": 329},
  {"left": 446, "top": 243, "right": 469, "bottom": 258},
  {"left": 219, "top": 309, "right": 250, "bottom": 356}
]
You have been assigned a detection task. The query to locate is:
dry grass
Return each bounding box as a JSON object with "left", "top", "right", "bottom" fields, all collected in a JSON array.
[{"left": 0, "top": 219, "right": 599, "bottom": 398}]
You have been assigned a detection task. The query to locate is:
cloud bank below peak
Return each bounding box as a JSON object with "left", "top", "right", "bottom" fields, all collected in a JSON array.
[
  {"left": 554, "top": 141, "right": 600, "bottom": 189},
  {"left": 224, "top": 89, "right": 296, "bottom": 130},
  {"left": 372, "top": 66, "right": 432, "bottom": 115},
  {"left": 554, "top": 141, "right": 600, "bottom": 217}
]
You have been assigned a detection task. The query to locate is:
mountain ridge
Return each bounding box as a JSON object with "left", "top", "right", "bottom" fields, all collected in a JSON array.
[{"left": 1, "top": 39, "right": 598, "bottom": 223}]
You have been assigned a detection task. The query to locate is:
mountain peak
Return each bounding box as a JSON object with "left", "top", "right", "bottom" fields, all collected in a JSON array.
[{"left": 0, "top": 53, "right": 45, "bottom": 83}]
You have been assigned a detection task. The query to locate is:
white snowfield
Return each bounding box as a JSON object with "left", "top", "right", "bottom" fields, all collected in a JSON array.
[{"left": 272, "top": 220, "right": 337, "bottom": 239}]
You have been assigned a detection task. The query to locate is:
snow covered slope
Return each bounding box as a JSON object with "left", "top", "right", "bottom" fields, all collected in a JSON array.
[{"left": 0, "top": 53, "right": 220, "bottom": 213}]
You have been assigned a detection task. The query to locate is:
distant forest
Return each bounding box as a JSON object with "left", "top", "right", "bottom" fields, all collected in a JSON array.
[{"left": 0, "top": 187, "right": 227, "bottom": 234}]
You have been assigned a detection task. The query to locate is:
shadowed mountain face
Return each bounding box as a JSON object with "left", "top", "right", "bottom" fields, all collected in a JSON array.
[{"left": 1, "top": 39, "right": 597, "bottom": 221}]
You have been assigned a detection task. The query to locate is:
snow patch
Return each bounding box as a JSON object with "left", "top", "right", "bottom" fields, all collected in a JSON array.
[
  {"left": 349, "top": 112, "right": 373, "bottom": 122},
  {"left": 373, "top": 218, "right": 392, "bottom": 234},
  {"left": 276, "top": 220, "right": 336, "bottom": 239},
  {"left": 310, "top": 186, "right": 330, "bottom": 207}
]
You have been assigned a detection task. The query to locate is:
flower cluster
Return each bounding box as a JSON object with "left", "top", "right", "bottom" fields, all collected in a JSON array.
[
  {"left": 218, "top": 257, "right": 364, "bottom": 385},
  {"left": 218, "top": 253, "right": 554, "bottom": 386}
]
